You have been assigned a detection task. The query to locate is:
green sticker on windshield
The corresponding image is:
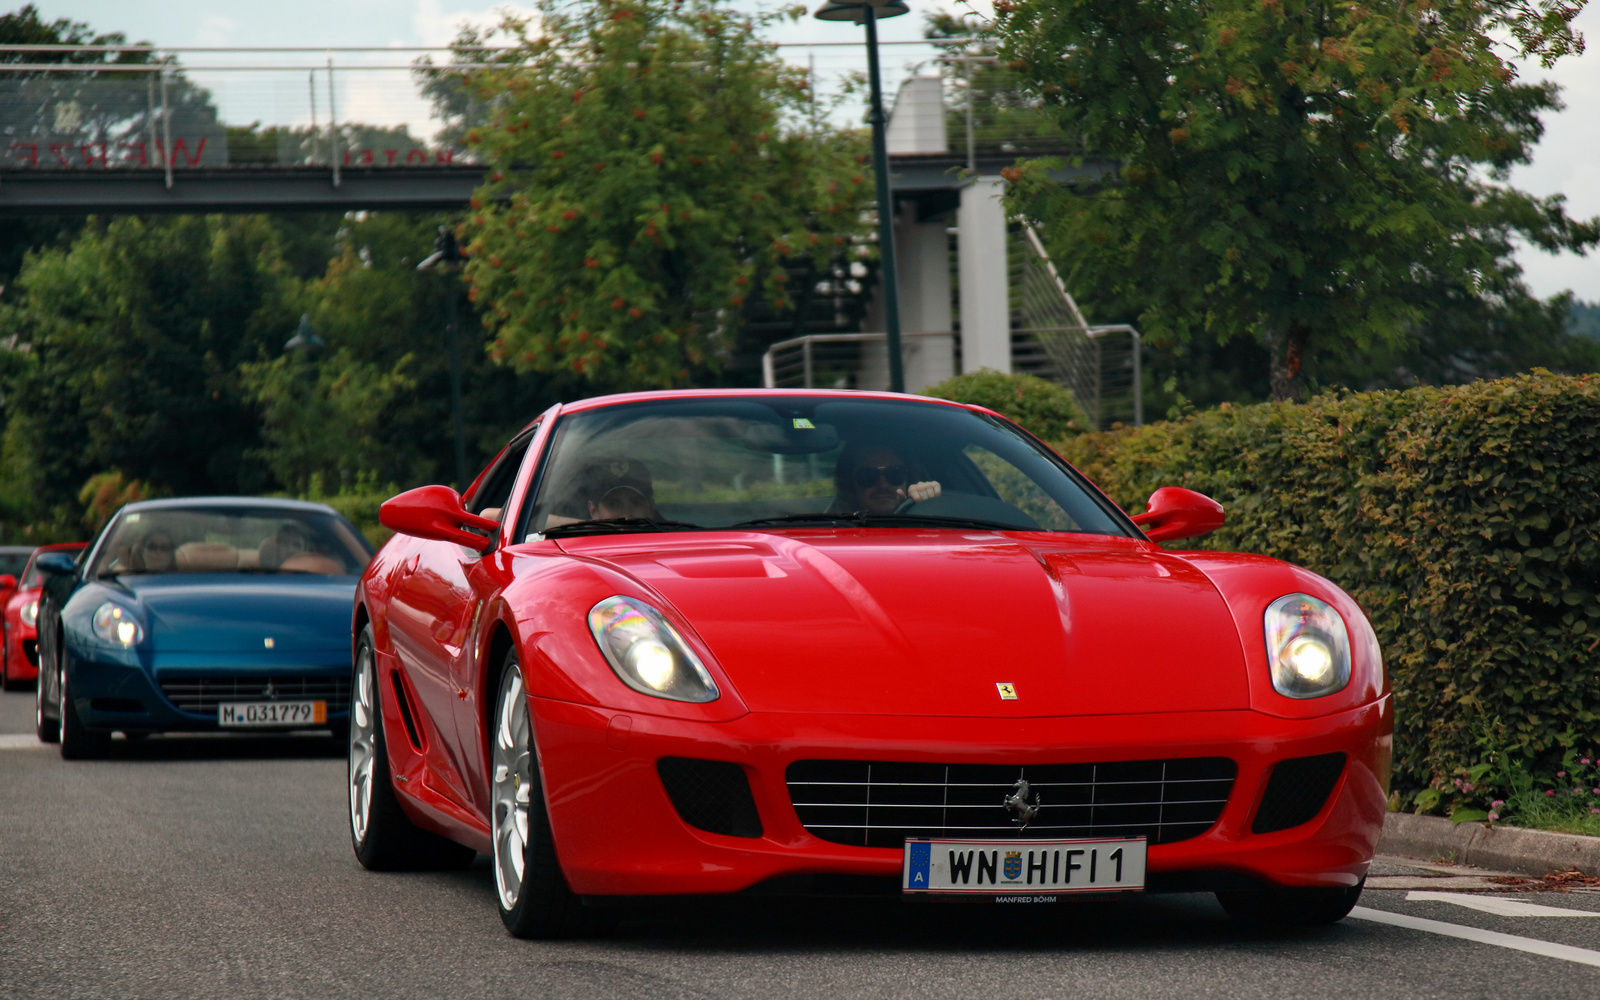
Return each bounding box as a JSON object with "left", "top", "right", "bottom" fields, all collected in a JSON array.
[
  {"left": 792, "top": 418, "right": 814, "bottom": 429},
  {"left": 126, "top": 513, "right": 140, "bottom": 523}
]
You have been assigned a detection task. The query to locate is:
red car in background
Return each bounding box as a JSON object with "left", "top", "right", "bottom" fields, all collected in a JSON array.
[
  {"left": 4, "top": 542, "right": 87, "bottom": 689},
  {"left": 349, "top": 390, "right": 1390, "bottom": 939}
]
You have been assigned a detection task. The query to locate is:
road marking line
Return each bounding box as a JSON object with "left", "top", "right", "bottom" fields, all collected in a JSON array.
[
  {"left": 1406, "top": 891, "right": 1600, "bottom": 917},
  {"left": 0, "top": 734, "right": 49, "bottom": 750},
  {"left": 1349, "top": 906, "right": 1600, "bottom": 967}
]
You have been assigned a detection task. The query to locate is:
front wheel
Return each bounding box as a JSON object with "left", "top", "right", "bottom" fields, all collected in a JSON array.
[
  {"left": 58, "top": 659, "right": 110, "bottom": 760},
  {"left": 492, "top": 649, "right": 583, "bottom": 939},
  {"left": 1217, "top": 877, "right": 1365, "bottom": 925},
  {"left": 35, "top": 664, "right": 59, "bottom": 743},
  {"left": 347, "top": 626, "right": 475, "bottom": 871}
]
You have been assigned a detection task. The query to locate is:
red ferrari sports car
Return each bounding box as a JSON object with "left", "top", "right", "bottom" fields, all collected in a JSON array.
[
  {"left": 3, "top": 542, "right": 87, "bottom": 690},
  {"left": 351, "top": 390, "right": 1390, "bottom": 937}
]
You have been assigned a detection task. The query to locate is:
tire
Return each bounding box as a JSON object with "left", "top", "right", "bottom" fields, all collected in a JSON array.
[
  {"left": 58, "top": 658, "right": 111, "bottom": 760},
  {"left": 491, "top": 647, "right": 584, "bottom": 939},
  {"left": 1217, "top": 876, "right": 1365, "bottom": 926},
  {"left": 35, "top": 638, "right": 59, "bottom": 744},
  {"left": 348, "top": 625, "right": 475, "bottom": 871}
]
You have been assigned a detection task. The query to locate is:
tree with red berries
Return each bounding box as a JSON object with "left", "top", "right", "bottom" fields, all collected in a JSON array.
[
  {"left": 449, "top": 0, "right": 869, "bottom": 388},
  {"left": 997, "top": 0, "right": 1598, "bottom": 401}
]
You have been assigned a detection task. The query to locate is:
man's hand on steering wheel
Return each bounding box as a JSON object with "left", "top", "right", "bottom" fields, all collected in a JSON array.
[{"left": 892, "top": 481, "right": 942, "bottom": 513}]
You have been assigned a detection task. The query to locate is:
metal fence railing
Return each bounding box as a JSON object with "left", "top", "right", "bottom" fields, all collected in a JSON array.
[
  {"left": 1010, "top": 223, "right": 1142, "bottom": 429},
  {"left": 762, "top": 331, "right": 957, "bottom": 391}
]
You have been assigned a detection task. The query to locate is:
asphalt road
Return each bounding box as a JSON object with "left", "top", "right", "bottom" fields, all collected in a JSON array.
[{"left": 5, "top": 687, "right": 1600, "bottom": 1000}]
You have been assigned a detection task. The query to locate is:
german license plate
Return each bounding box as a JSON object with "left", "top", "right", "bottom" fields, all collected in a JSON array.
[
  {"left": 217, "top": 700, "right": 326, "bottom": 727},
  {"left": 902, "top": 837, "right": 1146, "bottom": 898}
]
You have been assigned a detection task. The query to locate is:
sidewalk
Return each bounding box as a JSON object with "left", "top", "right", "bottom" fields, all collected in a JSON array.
[{"left": 1380, "top": 813, "right": 1600, "bottom": 878}]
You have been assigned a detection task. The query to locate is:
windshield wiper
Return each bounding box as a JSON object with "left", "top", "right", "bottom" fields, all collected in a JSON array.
[
  {"left": 541, "top": 517, "right": 704, "bottom": 538},
  {"left": 728, "top": 512, "right": 865, "bottom": 528},
  {"left": 855, "top": 513, "right": 1024, "bottom": 531}
]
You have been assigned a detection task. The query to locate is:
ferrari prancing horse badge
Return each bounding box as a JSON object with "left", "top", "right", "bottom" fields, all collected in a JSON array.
[{"left": 996, "top": 682, "right": 1017, "bottom": 700}]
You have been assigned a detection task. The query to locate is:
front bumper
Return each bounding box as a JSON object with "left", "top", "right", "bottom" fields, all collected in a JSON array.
[
  {"left": 532, "top": 695, "right": 1392, "bottom": 897},
  {"left": 65, "top": 647, "right": 351, "bottom": 732}
]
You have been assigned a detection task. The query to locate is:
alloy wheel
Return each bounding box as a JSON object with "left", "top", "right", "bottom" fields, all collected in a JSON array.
[
  {"left": 348, "top": 643, "right": 377, "bottom": 847},
  {"left": 491, "top": 665, "right": 533, "bottom": 911}
]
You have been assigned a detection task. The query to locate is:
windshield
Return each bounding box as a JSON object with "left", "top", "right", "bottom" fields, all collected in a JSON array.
[
  {"left": 525, "top": 396, "right": 1129, "bottom": 537},
  {"left": 89, "top": 507, "right": 373, "bottom": 578}
]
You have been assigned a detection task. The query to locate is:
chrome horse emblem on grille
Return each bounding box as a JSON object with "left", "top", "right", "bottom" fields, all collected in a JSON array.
[
  {"left": 1003, "top": 778, "right": 1041, "bottom": 829},
  {"left": 262, "top": 681, "right": 278, "bottom": 699}
]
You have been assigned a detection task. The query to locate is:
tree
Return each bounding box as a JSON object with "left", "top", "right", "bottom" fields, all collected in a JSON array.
[
  {"left": 452, "top": 0, "right": 870, "bottom": 388},
  {"left": 0, "top": 215, "right": 297, "bottom": 519},
  {"left": 996, "top": 0, "right": 1600, "bottom": 400}
]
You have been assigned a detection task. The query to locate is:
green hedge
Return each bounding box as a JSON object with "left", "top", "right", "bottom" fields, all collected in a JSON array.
[
  {"left": 1056, "top": 372, "right": 1600, "bottom": 793},
  {"left": 924, "top": 369, "right": 1090, "bottom": 442}
]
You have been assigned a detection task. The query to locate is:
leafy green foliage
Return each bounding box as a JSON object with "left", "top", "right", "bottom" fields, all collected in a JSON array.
[
  {"left": 454, "top": 0, "right": 869, "bottom": 387},
  {"left": 239, "top": 349, "right": 416, "bottom": 495},
  {"left": 1058, "top": 372, "right": 1600, "bottom": 791},
  {"left": 995, "top": 0, "right": 1600, "bottom": 400},
  {"left": 1572, "top": 300, "right": 1600, "bottom": 341},
  {"left": 923, "top": 369, "right": 1089, "bottom": 441}
]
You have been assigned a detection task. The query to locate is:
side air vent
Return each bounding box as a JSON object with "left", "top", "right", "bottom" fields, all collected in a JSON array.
[
  {"left": 390, "top": 671, "right": 424, "bottom": 751},
  {"left": 1252, "top": 752, "right": 1347, "bottom": 834},
  {"left": 657, "top": 757, "right": 763, "bottom": 838}
]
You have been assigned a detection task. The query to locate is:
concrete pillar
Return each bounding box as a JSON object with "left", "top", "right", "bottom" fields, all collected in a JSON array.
[
  {"left": 957, "top": 177, "right": 1010, "bottom": 374},
  {"left": 861, "top": 202, "right": 955, "bottom": 392}
]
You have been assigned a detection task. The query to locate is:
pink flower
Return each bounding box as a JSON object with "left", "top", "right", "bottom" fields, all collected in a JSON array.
[
  {"left": 1546, "top": 790, "right": 1557, "bottom": 797},
  {"left": 1492, "top": 799, "right": 1506, "bottom": 808},
  {"left": 1487, "top": 811, "right": 1500, "bottom": 821},
  {"left": 1581, "top": 759, "right": 1593, "bottom": 765},
  {"left": 1557, "top": 771, "right": 1567, "bottom": 778},
  {"left": 1593, "top": 788, "right": 1600, "bottom": 795},
  {"left": 1592, "top": 807, "right": 1600, "bottom": 815}
]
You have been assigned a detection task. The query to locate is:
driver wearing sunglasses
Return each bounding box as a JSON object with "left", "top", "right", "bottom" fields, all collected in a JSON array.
[{"left": 832, "top": 443, "right": 942, "bottom": 515}]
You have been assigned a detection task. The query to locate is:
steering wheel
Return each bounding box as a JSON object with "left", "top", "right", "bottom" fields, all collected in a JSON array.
[{"left": 892, "top": 496, "right": 919, "bottom": 515}]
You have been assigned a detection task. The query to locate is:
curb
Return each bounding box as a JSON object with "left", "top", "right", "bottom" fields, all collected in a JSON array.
[{"left": 1379, "top": 812, "right": 1600, "bottom": 878}]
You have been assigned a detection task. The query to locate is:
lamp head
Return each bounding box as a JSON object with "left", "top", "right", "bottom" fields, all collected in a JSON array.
[{"left": 814, "top": 1, "right": 910, "bottom": 23}]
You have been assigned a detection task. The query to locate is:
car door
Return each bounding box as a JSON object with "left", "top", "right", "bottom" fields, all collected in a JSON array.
[
  {"left": 384, "top": 427, "right": 539, "bottom": 809},
  {"left": 448, "top": 422, "right": 547, "bottom": 811}
]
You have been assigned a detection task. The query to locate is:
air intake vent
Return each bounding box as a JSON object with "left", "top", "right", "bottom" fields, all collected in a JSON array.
[
  {"left": 787, "top": 758, "right": 1236, "bottom": 849},
  {"left": 657, "top": 758, "right": 763, "bottom": 838},
  {"left": 1252, "top": 752, "right": 1347, "bottom": 834}
]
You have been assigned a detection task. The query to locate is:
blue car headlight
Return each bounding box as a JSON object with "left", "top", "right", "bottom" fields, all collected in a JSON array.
[
  {"left": 1263, "top": 593, "right": 1350, "bottom": 699},
  {"left": 588, "top": 596, "right": 718, "bottom": 703},
  {"left": 92, "top": 602, "right": 144, "bottom": 647}
]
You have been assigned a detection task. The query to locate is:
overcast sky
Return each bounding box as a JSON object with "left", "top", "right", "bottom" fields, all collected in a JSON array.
[{"left": 23, "top": 0, "right": 1600, "bottom": 302}]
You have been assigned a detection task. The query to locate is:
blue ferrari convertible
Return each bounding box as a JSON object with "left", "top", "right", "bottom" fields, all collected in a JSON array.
[{"left": 34, "top": 497, "right": 374, "bottom": 758}]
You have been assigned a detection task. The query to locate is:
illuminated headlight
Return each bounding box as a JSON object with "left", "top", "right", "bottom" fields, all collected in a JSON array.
[
  {"left": 588, "top": 596, "right": 718, "bottom": 703},
  {"left": 92, "top": 602, "right": 144, "bottom": 647},
  {"left": 20, "top": 599, "right": 39, "bottom": 628},
  {"left": 1263, "top": 594, "right": 1350, "bottom": 699}
]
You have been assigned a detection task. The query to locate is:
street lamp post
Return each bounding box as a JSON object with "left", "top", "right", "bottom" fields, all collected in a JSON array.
[
  {"left": 815, "top": 0, "right": 910, "bottom": 394},
  {"left": 417, "top": 225, "right": 469, "bottom": 491}
]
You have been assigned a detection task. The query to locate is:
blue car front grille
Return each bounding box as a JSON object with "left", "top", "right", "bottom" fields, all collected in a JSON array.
[
  {"left": 787, "top": 758, "right": 1236, "bottom": 849},
  {"left": 157, "top": 674, "right": 351, "bottom": 715}
]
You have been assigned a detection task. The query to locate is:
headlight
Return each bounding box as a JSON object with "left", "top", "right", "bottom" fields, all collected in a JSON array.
[
  {"left": 20, "top": 599, "right": 39, "bottom": 628},
  {"left": 1263, "top": 594, "right": 1350, "bottom": 699},
  {"left": 588, "top": 596, "right": 718, "bottom": 703},
  {"left": 92, "top": 602, "right": 144, "bottom": 647}
]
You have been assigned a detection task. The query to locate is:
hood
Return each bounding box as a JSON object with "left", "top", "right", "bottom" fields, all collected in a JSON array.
[
  {"left": 560, "top": 532, "right": 1249, "bottom": 717},
  {"left": 106, "top": 574, "right": 356, "bottom": 653}
]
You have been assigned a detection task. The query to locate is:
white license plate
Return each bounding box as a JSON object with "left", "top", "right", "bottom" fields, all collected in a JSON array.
[
  {"left": 902, "top": 837, "right": 1146, "bottom": 897},
  {"left": 217, "top": 700, "right": 326, "bottom": 727}
]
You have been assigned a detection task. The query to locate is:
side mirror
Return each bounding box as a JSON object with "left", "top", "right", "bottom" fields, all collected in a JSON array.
[
  {"left": 379, "top": 485, "right": 501, "bottom": 549},
  {"left": 33, "top": 551, "right": 79, "bottom": 577},
  {"left": 1131, "top": 486, "right": 1225, "bottom": 544},
  {"left": 0, "top": 574, "right": 15, "bottom": 593}
]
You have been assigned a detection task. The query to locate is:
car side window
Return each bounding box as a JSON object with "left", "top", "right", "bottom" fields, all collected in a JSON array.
[
  {"left": 962, "top": 444, "right": 1079, "bottom": 531},
  {"left": 468, "top": 430, "right": 535, "bottom": 522}
]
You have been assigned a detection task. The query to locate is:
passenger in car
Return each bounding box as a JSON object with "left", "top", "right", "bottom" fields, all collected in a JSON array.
[
  {"left": 133, "top": 530, "right": 177, "bottom": 573},
  {"left": 831, "top": 443, "right": 941, "bottom": 515}
]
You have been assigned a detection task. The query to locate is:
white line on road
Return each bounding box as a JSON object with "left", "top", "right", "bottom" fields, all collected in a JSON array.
[
  {"left": 1350, "top": 906, "right": 1600, "bottom": 967},
  {"left": 1405, "top": 891, "right": 1600, "bottom": 917},
  {"left": 0, "top": 734, "right": 48, "bottom": 750}
]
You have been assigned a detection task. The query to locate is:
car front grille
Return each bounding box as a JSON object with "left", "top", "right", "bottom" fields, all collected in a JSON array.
[
  {"left": 158, "top": 674, "right": 351, "bottom": 715},
  {"left": 787, "top": 758, "right": 1236, "bottom": 849}
]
